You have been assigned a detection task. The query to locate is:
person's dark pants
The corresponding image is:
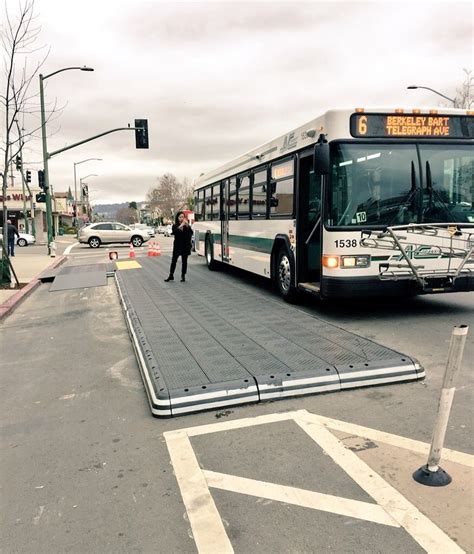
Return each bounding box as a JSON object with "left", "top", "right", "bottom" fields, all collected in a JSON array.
[
  {"left": 7, "top": 238, "right": 15, "bottom": 256},
  {"left": 169, "top": 252, "right": 188, "bottom": 277}
]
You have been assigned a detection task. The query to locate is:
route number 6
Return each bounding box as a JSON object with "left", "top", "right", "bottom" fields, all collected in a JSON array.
[{"left": 358, "top": 116, "right": 368, "bottom": 135}]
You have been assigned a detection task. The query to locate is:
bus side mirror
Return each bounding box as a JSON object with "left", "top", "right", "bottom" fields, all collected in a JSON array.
[{"left": 314, "top": 143, "right": 329, "bottom": 175}]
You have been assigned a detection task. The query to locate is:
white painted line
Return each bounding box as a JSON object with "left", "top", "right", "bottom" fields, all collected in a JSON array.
[
  {"left": 63, "top": 242, "right": 79, "bottom": 255},
  {"left": 171, "top": 410, "right": 300, "bottom": 438},
  {"left": 340, "top": 365, "right": 417, "bottom": 379},
  {"left": 203, "top": 470, "right": 398, "bottom": 528},
  {"left": 115, "top": 275, "right": 171, "bottom": 414},
  {"left": 295, "top": 412, "right": 464, "bottom": 553},
  {"left": 313, "top": 413, "right": 473, "bottom": 468},
  {"left": 165, "top": 431, "right": 234, "bottom": 554}
]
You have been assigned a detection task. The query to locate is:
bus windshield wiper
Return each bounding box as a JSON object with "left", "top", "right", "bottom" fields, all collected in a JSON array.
[
  {"left": 425, "top": 161, "right": 455, "bottom": 221},
  {"left": 387, "top": 161, "right": 418, "bottom": 226}
]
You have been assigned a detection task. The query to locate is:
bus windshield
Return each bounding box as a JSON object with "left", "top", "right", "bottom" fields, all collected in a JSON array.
[{"left": 327, "top": 142, "right": 473, "bottom": 227}]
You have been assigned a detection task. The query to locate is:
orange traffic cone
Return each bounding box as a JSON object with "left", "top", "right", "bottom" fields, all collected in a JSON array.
[
  {"left": 147, "top": 242, "right": 154, "bottom": 257},
  {"left": 155, "top": 242, "right": 161, "bottom": 256},
  {"left": 129, "top": 243, "right": 136, "bottom": 258}
]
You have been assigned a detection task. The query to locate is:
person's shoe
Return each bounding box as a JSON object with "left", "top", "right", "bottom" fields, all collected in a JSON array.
[
  {"left": 164, "top": 275, "right": 174, "bottom": 282},
  {"left": 180, "top": 276, "right": 186, "bottom": 282}
]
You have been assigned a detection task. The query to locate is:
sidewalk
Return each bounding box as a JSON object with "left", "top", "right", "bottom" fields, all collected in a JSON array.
[{"left": 0, "top": 250, "right": 67, "bottom": 320}]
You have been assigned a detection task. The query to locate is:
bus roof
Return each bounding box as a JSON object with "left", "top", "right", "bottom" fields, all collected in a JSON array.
[{"left": 194, "top": 106, "right": 471, "bottom": 190}]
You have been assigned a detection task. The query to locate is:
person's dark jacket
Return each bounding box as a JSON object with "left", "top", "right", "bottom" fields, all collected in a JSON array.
[
  {"left": 7, "top": 223, "right": 19, "bottom": 240},
  {"left": 171, "top": 223, "right": 193, "bottom": 255}
]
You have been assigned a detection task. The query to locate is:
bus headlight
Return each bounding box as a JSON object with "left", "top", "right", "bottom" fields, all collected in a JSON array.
[{"left": 341, "top": 255, "right": 370, "bottom": 268}]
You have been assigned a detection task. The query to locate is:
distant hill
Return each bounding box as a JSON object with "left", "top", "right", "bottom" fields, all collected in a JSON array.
[{"left": 92, "top": 203, "right": 128, "bottom": 218}]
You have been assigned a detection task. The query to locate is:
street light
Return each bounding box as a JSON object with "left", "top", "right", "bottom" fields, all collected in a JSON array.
[
  {"left": 407, "top": 85, "right": 456, "bottom": 106},
  {"left": 73, "top": 158, "right": 102, "bottom": 226},
  {"left": 79, "top": 174, "right": 98, "bottom": 223},
  {"left": 39, "top": 65, "right": 94, "bottom": 253}
]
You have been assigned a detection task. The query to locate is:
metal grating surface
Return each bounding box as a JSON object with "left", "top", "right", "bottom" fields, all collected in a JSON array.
[
  {"left": 49, "top": 264, "right": 108, "bottom": 291},
  {"left": 116, "top": 256, "right": 423, "bottom": 416}
]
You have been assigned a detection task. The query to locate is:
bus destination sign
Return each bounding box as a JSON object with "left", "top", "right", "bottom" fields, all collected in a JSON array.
[{"left": 350, "top": 113, "right": 474, "bottom": 139}]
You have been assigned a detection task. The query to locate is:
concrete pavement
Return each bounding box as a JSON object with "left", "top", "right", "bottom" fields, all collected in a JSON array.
[
  {"left": 0, "top": 237, "right": 75, "bottom": 319},
  {"left": 1, "top": 262, "right": 472, "bottom": 553}
]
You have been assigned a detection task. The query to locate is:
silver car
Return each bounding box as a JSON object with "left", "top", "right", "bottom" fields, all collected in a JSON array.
[{"left": 78, "top": 222, "right": 150, "bottom": 248}]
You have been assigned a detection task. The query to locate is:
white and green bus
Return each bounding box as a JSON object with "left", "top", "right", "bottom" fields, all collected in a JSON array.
[{"left": 193, "top": 107, "right": 474, "bottom": 300}]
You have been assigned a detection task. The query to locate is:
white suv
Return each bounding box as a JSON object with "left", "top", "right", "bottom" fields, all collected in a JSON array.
[{"left": 78, "top": 222, "right": 151, "bottom": 248}]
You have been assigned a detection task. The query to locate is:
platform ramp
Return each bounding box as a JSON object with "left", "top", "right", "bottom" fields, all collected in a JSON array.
[{"left": 116, "top": 257, "right": 424, "bottom": 417}]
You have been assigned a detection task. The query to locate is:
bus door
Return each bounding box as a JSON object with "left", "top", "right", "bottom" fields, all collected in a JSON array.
[
  {"left": 221, "top": 179, "right": 230, "bottom": 262},
  {"left": 296, "top": 151, "right": 322, "bottom": 284}
]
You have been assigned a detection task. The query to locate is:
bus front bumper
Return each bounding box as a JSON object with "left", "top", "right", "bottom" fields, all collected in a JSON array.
[{"left": 321, "top": 273, "right": 474, "bottom": 299}]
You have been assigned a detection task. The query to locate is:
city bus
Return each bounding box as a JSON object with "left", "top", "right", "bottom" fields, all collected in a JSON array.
[{"left": 193, "top": 107, "right": 474, "bottom": 300}]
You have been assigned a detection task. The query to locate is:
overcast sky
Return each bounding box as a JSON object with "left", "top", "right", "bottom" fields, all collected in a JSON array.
[{"left": 4, "top": 0, "right": 473, "bottom": 205}]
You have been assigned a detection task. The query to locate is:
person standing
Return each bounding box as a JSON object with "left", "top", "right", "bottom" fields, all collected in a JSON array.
[
  {"left": 164, "top": 211, "right": 193, "bottom": 282},
  {"left": 6, "top": 219, "right": 19, "bottom": 257}
]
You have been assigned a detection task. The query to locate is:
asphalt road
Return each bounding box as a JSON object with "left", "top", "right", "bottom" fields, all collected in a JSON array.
[{"left": 1, "top": 240, "right": 472, "bottom": 553}]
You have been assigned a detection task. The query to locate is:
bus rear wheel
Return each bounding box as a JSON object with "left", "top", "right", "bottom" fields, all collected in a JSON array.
[
  {"left": 205, "top": 237, "right": 218, "bottom": 271},
  {"left": 276, "top": 247, "right": 298, "bottom": 302}
]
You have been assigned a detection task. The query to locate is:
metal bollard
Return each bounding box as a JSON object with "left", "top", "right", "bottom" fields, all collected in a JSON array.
[
  {"left": 413, "top": 325, "right": 469, "bottom": 486},
  {"left": 49, "top": 240, "right": 57, "bottom": 258}
]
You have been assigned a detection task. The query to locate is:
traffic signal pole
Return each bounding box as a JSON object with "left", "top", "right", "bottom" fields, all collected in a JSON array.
[
  {"left": 39, "top": 74, "right": 54, "bottom": 253},
  {"left": 38, "top": 105, "right": 148, "bottom": 253},
  {"left": 20, "top": 167, "right": 29, "bottom": 234}
]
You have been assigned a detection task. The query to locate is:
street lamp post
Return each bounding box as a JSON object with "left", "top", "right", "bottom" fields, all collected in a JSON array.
[
  {"left": 79, "top": 174, "right": 98, "bottom": 223},
  {"left": 74, "top": 158, "right": 102, "bottom": 227},
  {"left": 407, "top": 85, "right": 456, "bottom": 106},
  {"left": 39, "top": 65, "right": 94, "bottom": 253}
]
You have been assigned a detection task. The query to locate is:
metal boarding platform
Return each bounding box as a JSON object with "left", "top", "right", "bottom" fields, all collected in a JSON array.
[{"left": 115, "top": 257, "right": 424, "bottom": 417}]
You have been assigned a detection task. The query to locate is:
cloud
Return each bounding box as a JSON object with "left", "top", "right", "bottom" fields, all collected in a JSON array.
[{"left": 7, "top": 0, "right": 472, "bottom": 205}]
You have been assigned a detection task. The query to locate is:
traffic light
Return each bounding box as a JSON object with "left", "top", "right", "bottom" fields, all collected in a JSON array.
[
  {"left": 35, "top": 193, "right": 46, "bottom": 203},
  {"left": 26, "top": 170, "right": 31, "bottom": 183},
  {"left": 38, "top": 170, "right": 45, "bottom": 189},
  {"left": 15, "top": 156, "right": 22, "bottom": 170},
  {"left": 134, "top": 119, "right": 149, "bottom": 149}
]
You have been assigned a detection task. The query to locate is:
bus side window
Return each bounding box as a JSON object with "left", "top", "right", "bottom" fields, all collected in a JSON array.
[
  {"left": 228, "top": 177, "right": 237, "bottom": 219},
  {"left": 252, "top": 169, "right": 267, "bottom": 218},
  {"left": 270, "top": 158, "right": 294, "bottom": 217},
  {"left": 238, "top": 175, "right": 250, "bottom": 220},
  {"left": 196, "top": 189, "right": 205, "bottom": 221}
]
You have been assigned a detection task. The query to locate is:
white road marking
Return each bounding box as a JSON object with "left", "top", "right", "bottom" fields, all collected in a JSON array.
[
  {"left": 165, "top": 410, "right": 469, "bottom": 553},
  {"left": 295, "top": 413, "right": 464, "bottom": 553},
  {"left": 178, "top": 410, "right": 299, "bottom": 438},
  {"left": 203, "top": 470, "right": 398, "bottom": 527},
  {"left": 33, "top": 505, "right": 45, "bottom": 525},
  {"left": 314, "top": 413, "right": 473, "bottom": 468},
  {"left": 63, "top": 242, "right": 79, "bottom": 255},
  {"left": 165, "top": 431, "right": 233, "bottom": 554}
]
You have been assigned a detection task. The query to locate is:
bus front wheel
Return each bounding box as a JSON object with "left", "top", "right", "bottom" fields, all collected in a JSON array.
[
  {"left": 276, "top": 247, "right": 298, "bottom": 302},
  {"left": 205, "top": 237, "right": 218, "bottom": 271}
]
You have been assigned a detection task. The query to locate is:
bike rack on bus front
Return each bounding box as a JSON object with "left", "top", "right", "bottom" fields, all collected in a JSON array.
[{"left": 360, "top": 224, "right": 474, "bottom": 291}]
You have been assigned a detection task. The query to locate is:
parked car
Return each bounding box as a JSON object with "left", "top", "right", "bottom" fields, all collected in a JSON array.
[
  {"left": 78, "top": 222, "right": 151, "bottom": 248},
  {"left": 0, "top": 228, "right": 36, "bottom": 247},
  {"left": 17, "top": 232, "right": 36, "bottom": 247},
  {"left": 156, "top": 224, "right": 167, "bottom": 234},
  {"left": 130, "top": 223, "right": 155, "bottom": 237},
  {"left": 163, "top": 224, "right": 173, "bottom": 237}
]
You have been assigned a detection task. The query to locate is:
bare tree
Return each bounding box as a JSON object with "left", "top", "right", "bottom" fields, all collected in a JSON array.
[
  {"left": 146, "top": 173, "right": 191, "bottom": 221},
  {"left": 116, "top": 207, "right": 138, "bottom": 225},
  {"left": 454, "top": 68, "right": 473, "bottom": 109},
  {"left": 1, "top": 0, "right": 47, "bottom": 267}
]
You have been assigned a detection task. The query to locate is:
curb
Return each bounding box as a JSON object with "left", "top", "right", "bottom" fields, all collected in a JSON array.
[{"left": 0, "top": 255, "right": 67, "bottom": 321}]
